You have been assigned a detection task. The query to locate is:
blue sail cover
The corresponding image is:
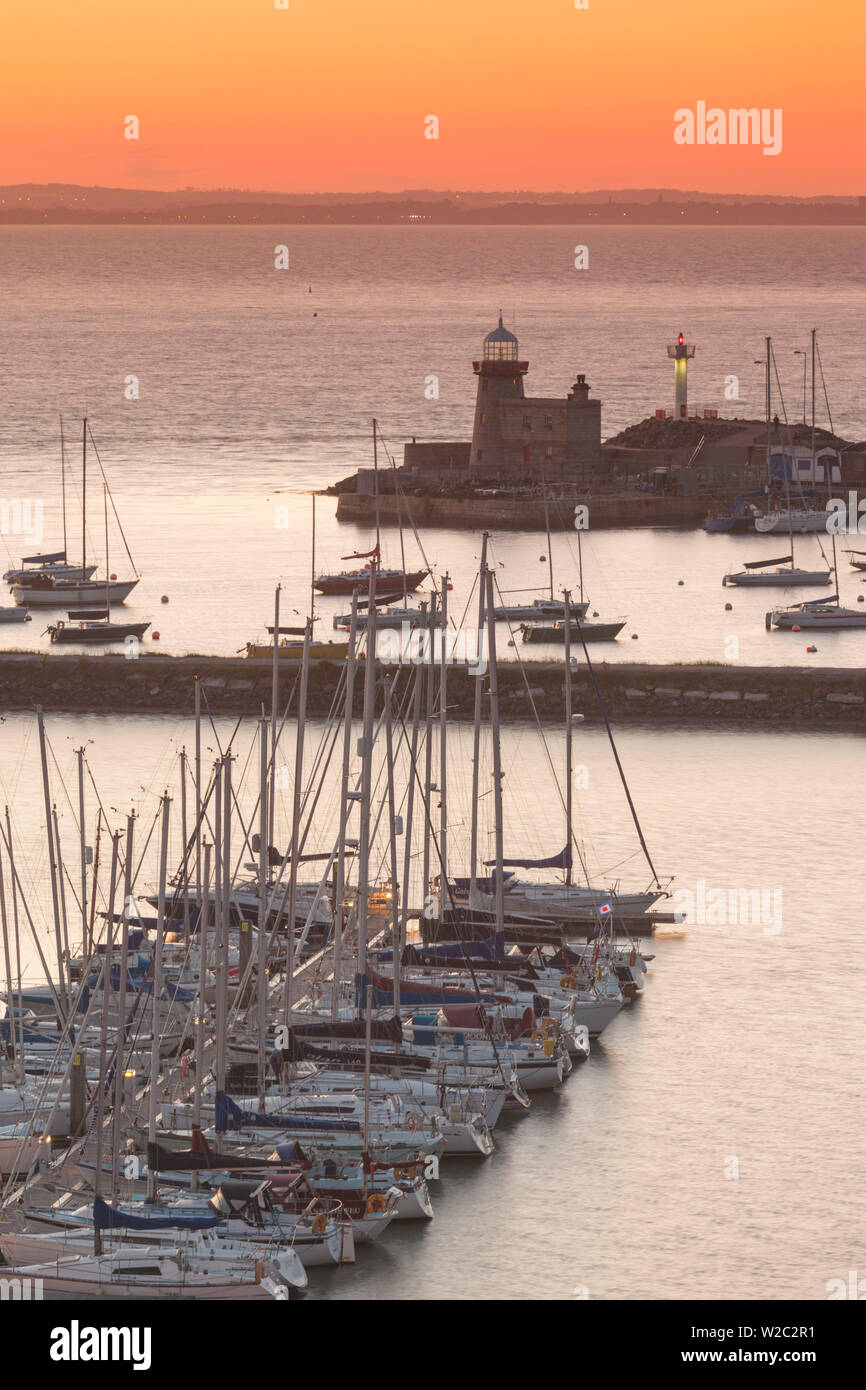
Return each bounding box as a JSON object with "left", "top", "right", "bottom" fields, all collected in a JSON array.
[
  {"left": 215, "top": 1091, "right": 361, "bottom": 1134},
  {"left": 93, "top": 1194, "right": 218, "bottom": 1232},
  {"left": 485, "top": 844, "right": 572, "bottom": 870},
  {"left": 22, "top": 549, "right": 66, "bottom": 564},
  {"left": 377, "top": 932, "right": 506, "bottom": 964},
  {"left": 409, "top": 932, "right": 506, "bottom": 962}
]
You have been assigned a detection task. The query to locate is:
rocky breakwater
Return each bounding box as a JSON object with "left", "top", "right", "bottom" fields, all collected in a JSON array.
[{"left": 0, "top": 653, "right": 864, "bottom": 730}]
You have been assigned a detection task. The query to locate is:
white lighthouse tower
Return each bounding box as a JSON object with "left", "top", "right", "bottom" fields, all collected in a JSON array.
[{"left": 666, "top": 333, "right": 695, "bottom": 419}]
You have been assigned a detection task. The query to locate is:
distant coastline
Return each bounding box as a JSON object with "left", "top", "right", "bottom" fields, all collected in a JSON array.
[{"left": 2, "top": 184, "right": 865, "bottom": 226}]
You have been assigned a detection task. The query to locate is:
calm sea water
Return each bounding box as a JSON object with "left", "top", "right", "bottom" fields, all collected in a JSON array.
[
  {"left": 0, "top": 710, "right": 863, "bottom": 1301},
  {"left": 0, "top": 226, "right": 865, "bottom": 665}
]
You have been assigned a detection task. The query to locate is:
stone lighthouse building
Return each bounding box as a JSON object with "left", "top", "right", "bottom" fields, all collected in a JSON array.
[
  {"left": 402, "top": 314, "right": 604, "bottom": 485},
  {"left": 470, "top": 314, "right": 602, "bottom": 482}
]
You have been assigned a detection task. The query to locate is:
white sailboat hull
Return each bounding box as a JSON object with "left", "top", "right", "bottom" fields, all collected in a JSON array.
[
  {"left": 723, "top": 568, "right": 831, "bottom": 587},
  {"left": 755, "top": 511, "right": 828, "bottom": 533},
  {"left": 12, "top": 579, "right": 138, "bottom": 607}
]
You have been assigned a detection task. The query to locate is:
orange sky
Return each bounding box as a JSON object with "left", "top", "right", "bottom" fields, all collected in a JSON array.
[{"left": 1, "top": 0, "right": 863, "bottom": 194}]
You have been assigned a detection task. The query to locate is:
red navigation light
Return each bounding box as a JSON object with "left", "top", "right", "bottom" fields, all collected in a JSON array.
[{"left": 677, "top": 334, "right": 684, "bottom": 345}]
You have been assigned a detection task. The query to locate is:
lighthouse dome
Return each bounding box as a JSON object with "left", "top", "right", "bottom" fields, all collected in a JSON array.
[{"left": 483, "top": 312, "right": 519, "bottom": 361}]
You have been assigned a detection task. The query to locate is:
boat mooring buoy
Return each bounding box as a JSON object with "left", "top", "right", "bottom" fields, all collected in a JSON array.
[
  {"left": 631, "top": 633, "right": 638, "bottom": 640},
  {"left": 807, "top": 644, "right": 817, "bottom": 652},
  {"left": 152, "top": 631, "right": 160, "bottom": 641},
  {"left": 161, "top": 595, "right": 169, "bottom": 604},
  {"left": 678, "top": 580, "right": 684, "bottom": 586},
  {"left": 724, "top": 602, "right": 732, "bottom": 611},
  {"left": 792, "top": 624, "right": 801, "bottom": 632}
]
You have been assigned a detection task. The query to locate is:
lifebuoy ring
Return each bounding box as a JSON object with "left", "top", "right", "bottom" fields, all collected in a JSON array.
[
  {"left": 311, "top": 1213, "right": 327, "bottom": 1235},
  {"left": 560, "top": 973, "right": 577, "bottom": 990},
  {"left": 366, "top": 1193, "right": 387, "bottom": 1215}
]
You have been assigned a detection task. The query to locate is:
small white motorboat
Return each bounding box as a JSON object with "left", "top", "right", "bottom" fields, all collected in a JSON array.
[
  {"left": 0, "top": 605, "right": 31, "bottom": 623},
  {"left": 766, "top": 597, "right": 866, "bottom": 630}
]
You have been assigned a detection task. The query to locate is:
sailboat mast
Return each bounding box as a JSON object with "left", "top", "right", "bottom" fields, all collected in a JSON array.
[
  {"left": 146, "top": 795, "right": 170, "bottom": 1203},
  {"left": 372, "top": 418, "right": 381, "bottom": 556},
  {"left": 355, "top": 564, "right": 378, "bottom": 983},
  {"left": 77, "top": 747, "right": 87, "bottom": 957},
  {"left": 383, "top": 677, "right": 401, "bottom": 1018},
  {"left": 60, "top": 416, "right": 68, "bottom": 559},
  {"left": 257, "top": 716, "right": 269, "bottom": 1103},
  {"left": 269, "top": 584, "right": 281, "bottom": 859},
  {"left": 468, "top": 534, "right": 488, "bottom": 901},
  {"left": 81, "top": 417, "right": 87, "bottom": 577},
  {"left": 110, "top": 811, "right": 134, "bottom": 1204},
  {"left": 104, "top": 482, "right": 110, "bottom": 611},
  {"left": 765, "top": 336, "right": 772, "bottom": 482},
  {"left": 811, "top": 327, "right": 817, "bottom": 479},
  {"left": 310, "top": 494, "right": 316, "bottom": 625},
  {"left": 563, "top": 589, "right": 574, "bottom": 886},
  {"left": 92, "top": 830, "right": 120, "bottom": 1254},
  {"left": 484, "top": 568, "right": 505, "bottom": 941},
  {"left": 282, "top": 618, "right": 312, "bottom": 1026},
  {"left": 439, "top": 573, "right": 448, "bottom": 896},
  {"left": 400, "top": 623, "right": 424, "bottom": 948},
  {"left": 542, "top": 475, "right": 553, "bottom": 601},
  {"left": 333, "top": 592, "right": 360, "bottom": 1022}
]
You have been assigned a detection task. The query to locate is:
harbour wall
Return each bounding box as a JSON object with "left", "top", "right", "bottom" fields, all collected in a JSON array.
[
  {"left": 1, "top": 654, "right": 864, "bottom": 730},
  {"left": 335, "top": 492, "right": 709, "bottom": 531}
]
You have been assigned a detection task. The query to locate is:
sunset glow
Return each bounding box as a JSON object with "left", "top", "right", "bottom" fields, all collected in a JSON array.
[{"left": 1, "top": 0, "right": 862, "bottom": 194}]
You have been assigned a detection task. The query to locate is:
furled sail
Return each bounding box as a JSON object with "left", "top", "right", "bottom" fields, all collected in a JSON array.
[{"left": 485, "top": 844, "right": 573, "bottom": 870}]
